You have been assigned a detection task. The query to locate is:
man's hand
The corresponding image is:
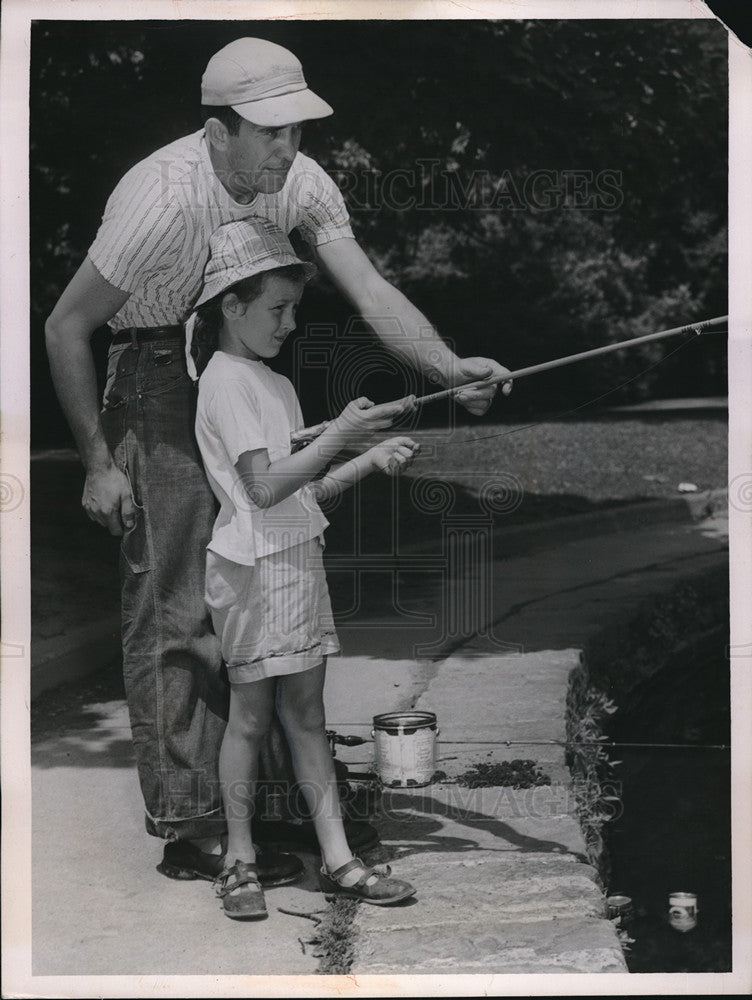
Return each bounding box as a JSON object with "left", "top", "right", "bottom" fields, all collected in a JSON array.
[
  {"left": 46, "top": 257, "right": 136, "bottom": 534},
  {"left": 452, "top": 358, "right": 513, "bottom": 416},
  {"left": 315, "top": 241, "right": 512, "bottom": 419},
  {"left": 369, "top": 436, "right": 421, "bottom": 476},
  {"left": 332, "top": 395, "right": 417, "bottom": 439},
  {"left": 82, "top": 465, "right": 137, "bottom": 536}
]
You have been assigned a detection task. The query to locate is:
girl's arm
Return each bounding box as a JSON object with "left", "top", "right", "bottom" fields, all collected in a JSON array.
[
  {"left": 312, "top": 437, "right": 420, "bottom": 503},
  {"left": 235, "top": 398, "right": 416, "bottom": 509}
]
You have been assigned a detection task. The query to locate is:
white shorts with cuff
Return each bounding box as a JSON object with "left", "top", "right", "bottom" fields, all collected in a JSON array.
[{"left": 205, "top": 536, "right": 340, "bottom": 685}]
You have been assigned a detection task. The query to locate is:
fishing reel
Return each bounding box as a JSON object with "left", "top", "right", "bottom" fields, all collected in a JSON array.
[{"left": 325, "top": 729, "right": 382, "bottom": 819}]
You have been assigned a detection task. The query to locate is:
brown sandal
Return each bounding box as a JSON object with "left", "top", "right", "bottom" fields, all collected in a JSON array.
[
  {"left": 214, "top": 860, "right": 268, "bottom": 920},
  {"left": 319, "top": 856, "right": 416, "bottom": 905}
]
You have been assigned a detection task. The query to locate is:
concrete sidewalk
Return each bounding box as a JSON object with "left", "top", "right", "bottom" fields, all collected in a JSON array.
[
  {"left": 30, "top": 499, "right": 728, "bottom": 977},
  {"left": 324, "top": 507, "right": 728, "bottom": 975}
]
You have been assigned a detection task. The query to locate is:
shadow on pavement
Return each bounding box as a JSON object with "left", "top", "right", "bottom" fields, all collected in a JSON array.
[
  {"left": 370, "top": 787, "right": 579, "bottom": 858},
  {"left": 31, "top": 655, "right": 136, "bottom": 769}
]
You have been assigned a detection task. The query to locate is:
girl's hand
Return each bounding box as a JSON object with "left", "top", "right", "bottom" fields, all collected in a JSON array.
[
  {"left": 370, "top": 436, "right": 421, "bottom": 476},
  {"left": 332, "top": 396, "right": 416, "bottom": 440}
]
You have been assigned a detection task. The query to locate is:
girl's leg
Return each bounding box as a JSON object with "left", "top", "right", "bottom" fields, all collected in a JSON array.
[
  {"left": 220, "top": 677, "right": 276, "bottom": 864},
  {"left": 278, "top": 661, "right": 416, "bottom": 904},
  {"left": 277, "top": 660, "right": 358, "bottom": 877}
]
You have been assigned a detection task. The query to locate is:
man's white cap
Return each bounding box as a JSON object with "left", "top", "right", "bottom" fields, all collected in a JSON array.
[{"left": 201, "top": 37, "right": 333, "bottom": 126}]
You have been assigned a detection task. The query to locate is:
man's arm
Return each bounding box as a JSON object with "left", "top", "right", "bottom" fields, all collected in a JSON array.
[
  {"left": 315, "top": 237, "right": 512, "bottom": 415},
  {"left": 45, "top": 257, "right": 137, "bottom": 535}
]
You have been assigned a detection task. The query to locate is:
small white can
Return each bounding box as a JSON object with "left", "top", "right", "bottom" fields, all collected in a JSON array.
[
  {"left": 371, "top": 711, "right": 439, "bottom": 787},
  {"left": 606, "top": 894, "right": 633, "bottom": 925},
  {"left": 668, "top": 891, "right": 698, "bottom": 932}
]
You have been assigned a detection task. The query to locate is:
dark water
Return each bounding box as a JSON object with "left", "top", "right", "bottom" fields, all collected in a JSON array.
[{"left": 603, "top": 636, "right": 731, "bottom": 973}]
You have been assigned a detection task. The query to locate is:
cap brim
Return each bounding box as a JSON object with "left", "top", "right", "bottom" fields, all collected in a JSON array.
[{"left": 232, "top": 88, "right": 333, "bottom": 126}]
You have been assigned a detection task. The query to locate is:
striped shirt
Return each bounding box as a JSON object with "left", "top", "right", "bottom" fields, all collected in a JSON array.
[{"left": 88, "top": 129, "right": 353, "bottom": 330}]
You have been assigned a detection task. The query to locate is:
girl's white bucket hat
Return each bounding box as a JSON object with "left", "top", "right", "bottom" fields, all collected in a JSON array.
[
  {"left": 193, "top": 217, "right": 316, "bottom": 311},
  {"left": 185, "top": 217, "right": 316, "bottom": 380}
]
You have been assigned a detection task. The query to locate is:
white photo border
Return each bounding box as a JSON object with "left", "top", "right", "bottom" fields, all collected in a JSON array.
[{"left": 2, "top": 1, "right": 750, "bottom": 996}]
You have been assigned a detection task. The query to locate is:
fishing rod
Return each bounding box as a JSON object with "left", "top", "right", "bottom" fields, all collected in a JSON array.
[
  {"left": 290, "top": 315, "right": 727, "bottom": 445},
  {"left": 413, "top": 314, "right": 727, "bottom": 406}
]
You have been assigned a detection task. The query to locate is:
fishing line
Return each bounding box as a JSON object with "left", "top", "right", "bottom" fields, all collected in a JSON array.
[
  {"left": 330, "top": 733, "right": 729, "bottom": 750},
  {"left": 438, "top": 739, "right": 729, "bottom": 750},
  {"left": 290, "top": 317, "right": 725, "bottom": 449},
  {"left": 412, "top": 332, "right": 709, "bottom": 454}
]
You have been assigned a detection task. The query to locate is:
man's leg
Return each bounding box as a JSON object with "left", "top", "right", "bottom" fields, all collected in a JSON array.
[{"left": 104, "top": 340, "right": 226, "bottom": 839}]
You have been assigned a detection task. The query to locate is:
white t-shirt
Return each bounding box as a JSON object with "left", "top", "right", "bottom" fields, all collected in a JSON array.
[
  {"left": 88, "top": 130, "right": 353, "bottom": 330},
  {"left": 195, "top": 351, "right": 328, "bottom": 565}
]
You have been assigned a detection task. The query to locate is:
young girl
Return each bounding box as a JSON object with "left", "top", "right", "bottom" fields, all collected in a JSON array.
[{"left": 191, "top": 217, "right": 420, "bottom": 919}]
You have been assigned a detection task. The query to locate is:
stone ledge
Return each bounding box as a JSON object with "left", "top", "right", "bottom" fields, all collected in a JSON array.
[
  {"left": 353, "top": 916, "right": 628, "bottom": 974},
  {"left": 354, "top": 860, "right": 605, "bottom": 930},
  {"left": 379, "top": 850, "right": 591, "bottom": 870}
]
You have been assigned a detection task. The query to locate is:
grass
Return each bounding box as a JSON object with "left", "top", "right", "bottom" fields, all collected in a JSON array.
[
  {"left": 565, "top": 670, "right": 621, "bottom": 880},
  {"left": 310, "top": 899, "right": 361, "bottom": 975},
  {"left": 31, "top": 414, "right": 727, "bottom": 638},
  {"left": 405, "top": 414, "right": 727, "bottom": 506},
  {"left": 323, "top": 413, "right": 727, "bottom": 555}
]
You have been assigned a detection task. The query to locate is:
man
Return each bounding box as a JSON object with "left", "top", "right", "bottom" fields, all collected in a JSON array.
[{"left": 45, "top": 37, "right": 509, "bottom": 886}]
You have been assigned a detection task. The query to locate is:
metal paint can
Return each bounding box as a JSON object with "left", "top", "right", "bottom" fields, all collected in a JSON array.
[
  {"left": 606, "top": 894, "right": 634, "bottom": 925},
  {"left": 668, "top": 891, "right": 698, "bottom": 932},
  {"left": 371, "top": 711, "right": 439, "bottom": 787}
]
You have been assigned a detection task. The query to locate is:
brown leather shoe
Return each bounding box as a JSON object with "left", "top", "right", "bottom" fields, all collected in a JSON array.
[
  {"left": 157, "top": 838, "right": 304, "bottom": 887},
  {"left": 214, "top": 860, "right": 267, "bottom": 920},
  {"left": 319, "top": 856, "right": 416, "bottom": 905}
]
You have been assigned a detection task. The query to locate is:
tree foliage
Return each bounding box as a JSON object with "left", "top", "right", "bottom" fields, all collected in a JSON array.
[{"left": 30, "top": 18, "right": 727, "bottom": 443}]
